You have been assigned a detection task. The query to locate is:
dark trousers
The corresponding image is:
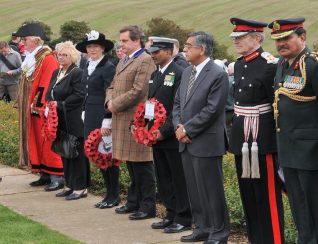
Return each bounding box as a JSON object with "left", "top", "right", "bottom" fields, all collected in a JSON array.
[
  {"left": 153, "top": 148, "right": 191, "bottom": 226},
  {"left": 126, "top": 161, "right": 156, "bottom": 214},
  {"left": 181, "top": 151, "right": 230, "bottom": 241},
  {"left": 101, "top": 166, "right": 120, "bottom": 202},
  {"left": 62, "top": 138, "right": 90, "bottom": 190},
  {"left": 283, "top": 167, "right": 318, "bottom": 244},
  {"left": 235, "top": 154, "right": 284, "bottom": 244}
]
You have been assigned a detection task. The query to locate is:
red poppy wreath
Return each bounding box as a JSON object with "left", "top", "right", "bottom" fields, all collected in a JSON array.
[
  {"left": 84, "top": 128, "right": 121, "bottom": 169},
  {"left": 132, "top": 98, "right": 167, "bottom": 146},
  {"left": 41, "top": 101, "right": 58, "bottom": 141}
]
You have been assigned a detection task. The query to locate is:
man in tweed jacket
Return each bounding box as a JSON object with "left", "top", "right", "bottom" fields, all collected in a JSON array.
[{"left": 106, "top": 25, "right": 156, "bottom": 220}]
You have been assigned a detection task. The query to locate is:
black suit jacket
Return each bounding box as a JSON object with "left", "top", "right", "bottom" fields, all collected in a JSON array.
[
  {"left": 229, "top": 47, "right": 277, "bottom": 155},
  {"left": 148, "top": 61, "right": 183, "bottom": 149},
  {"left": 82, "top": 55, "right": 116, "bottom": 119},
  {"left": 46, "top": 64, "right": 85, "bottom": 138}
]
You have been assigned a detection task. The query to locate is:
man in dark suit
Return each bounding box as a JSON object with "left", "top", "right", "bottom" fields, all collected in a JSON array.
[
  {"left": 173, "top": 32, "right": 230, "bottom": 244},
  {"left": 145, "top": 37, "right": 191, "bottom": 233},
  {"left": 269, "top": 18, "right": 318, "bottom": 244}
]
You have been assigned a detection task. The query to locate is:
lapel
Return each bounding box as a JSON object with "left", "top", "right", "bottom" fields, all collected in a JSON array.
[
  {"left": 54, "top": 63, "right": 77, "bottom": 86},
  {"left": 116, "top": 48, "right": 145, "bottom": 75},
  {"left": 88, "top": 55, "right": 108, "bottom": 78},
  {"left": 184, "top": 60, "right": 211, "bottom": 107},
  {"left": 151, "top": 62, "right": 175, "bottom": 98}
]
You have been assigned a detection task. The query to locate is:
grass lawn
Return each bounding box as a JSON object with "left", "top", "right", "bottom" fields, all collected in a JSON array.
[
  {"left": 0, "top": 204, "right": 82, "bottom": 244},
  {"left": 0, "top": 0, "right": 318, "bottom": 54}
]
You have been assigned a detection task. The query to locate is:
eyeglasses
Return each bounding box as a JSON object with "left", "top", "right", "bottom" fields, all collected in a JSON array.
[
  {"left": 57, "top": 53, "right": 69, "bottom": 58},
  {"left": 183, "top": 44, "right": 201, "bottom": 49}
]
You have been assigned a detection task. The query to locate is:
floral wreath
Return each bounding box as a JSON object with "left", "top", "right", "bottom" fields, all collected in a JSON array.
[
  {"left": 41, "top": 101, "right": 58, "bottom": 141},
  {"left": 132, "top": 98, "right": 167, "bottom": 146},
  {"left": 84, "top": 128, "right": 121, "bottom": 169}
]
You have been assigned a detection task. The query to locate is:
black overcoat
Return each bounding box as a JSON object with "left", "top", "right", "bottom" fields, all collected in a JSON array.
[{"left": 46, "top": 64, "right": 85, "bottom": 138}]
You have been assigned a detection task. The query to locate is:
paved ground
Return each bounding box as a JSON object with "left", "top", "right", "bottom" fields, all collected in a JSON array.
[{"left": 0, "top": 164, "right": 193, "bottom": 244}]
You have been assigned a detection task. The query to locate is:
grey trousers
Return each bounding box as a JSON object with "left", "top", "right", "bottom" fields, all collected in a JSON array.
[{"left": 181, "top": 150, "right": 230, "bottom": 241}]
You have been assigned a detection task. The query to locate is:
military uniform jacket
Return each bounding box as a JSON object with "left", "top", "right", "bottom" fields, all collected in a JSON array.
[
  {"left": 274, "top": 47, "right": 318, "bottom": 170},
  {"left": 229, "top": 48, "right": 277, "bottom": 155},
  {"left": 148, "top": 61, "right": 183, "bottom": 149}
]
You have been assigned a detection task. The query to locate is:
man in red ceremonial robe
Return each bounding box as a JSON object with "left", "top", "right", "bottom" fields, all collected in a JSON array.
[{"left": 17, "top": 23, "right": 64, "bottom": 191}]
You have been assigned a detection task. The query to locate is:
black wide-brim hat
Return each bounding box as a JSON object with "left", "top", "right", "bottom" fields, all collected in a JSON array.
[
  {"left": 76, "top": 30, "right": 114, "bottom": 53},
  {"left": 16, "top": 23, "right": 47, "bottom": 40}
]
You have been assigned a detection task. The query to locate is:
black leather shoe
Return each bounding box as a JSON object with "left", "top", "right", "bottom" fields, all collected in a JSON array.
[
  {"left": 151, "top": 219, "right": 173, "bottom": 229},
  {"left": 56, "top": 189, "right": 73, "bottom": 197},
  {"left": 115, "top": 205, "right": 137, "bottom": 214},
  {"left": 181, "top": 231, "right": 209, "bottom": 242},
  {"left": 99, "top": 198, "right": 120, "bottom": 209},
  {"left": 95, "top": 200, "right": 106, "bottom": 208},
  {"left": 129, "top": 211, "right": 156, "bottom": 220},
  {"left": 164, "top": 223, "right": 191, "bottom": 233},
  {"left": 65, "top": 190, "right": 87, "bottom": 200},
  {"left": 203, "top": 240, "right": 227, "bottom": 244},
  {"left": 44, "top": 182, "right": 64, "bottom": 192},
  {"left": 30, "top": 178, "right": 50, "bottom": 187}
]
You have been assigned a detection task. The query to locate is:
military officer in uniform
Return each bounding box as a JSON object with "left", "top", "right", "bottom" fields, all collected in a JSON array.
[
  {"left": 139, "top": 36, "right": 192, "bottom": 233},
  {"left": 228, "top": 18, "right": 284, "bottom": 244},
  {"left": 269, "top": 18, "right": 318, "bottom": 244}
]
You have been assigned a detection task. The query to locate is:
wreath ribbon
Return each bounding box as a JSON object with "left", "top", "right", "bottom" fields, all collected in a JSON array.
[{"left": 84, "top": 128, "right": 121, "bottom": 169}]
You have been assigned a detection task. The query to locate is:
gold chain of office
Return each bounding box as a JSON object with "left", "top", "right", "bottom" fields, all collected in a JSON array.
[
  {"left": 21, "top": 48, "right": 51, "bottom": 83},
  {"left": 273, "top": 52, "right": 318, "bottom": 121}
]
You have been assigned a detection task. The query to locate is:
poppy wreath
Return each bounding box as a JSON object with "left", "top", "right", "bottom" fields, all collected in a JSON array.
[
  {"left": 84, "top": 128, "right": 121, "bottom": 169},
  {"left": 132, "top": 98, "right": 167, "bottom": 146},
  {"left": 41, "top": 101, "right": 58, "bottom": 141}
]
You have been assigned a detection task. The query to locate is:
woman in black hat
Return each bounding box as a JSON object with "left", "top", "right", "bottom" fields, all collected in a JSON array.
[{"left": 76, "top": 30, "right": 119, "bottom": 206}]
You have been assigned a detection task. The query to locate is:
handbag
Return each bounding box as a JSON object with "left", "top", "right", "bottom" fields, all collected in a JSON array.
[{"left": 51, "top": 102, "right": 79, "bottom": 159}]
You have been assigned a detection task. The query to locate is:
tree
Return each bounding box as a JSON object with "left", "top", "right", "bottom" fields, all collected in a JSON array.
[
  {"left": 20, "top": 19, "right": 53, "bottom": 42},
  {"left": 145, "top": 18, "right": 192, "bottom": 48},
  {"left": 59, "top": 20, "right": 90, "bottom": 44}
]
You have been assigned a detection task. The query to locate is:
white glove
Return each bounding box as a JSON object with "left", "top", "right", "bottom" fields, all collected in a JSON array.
[
  {"left": 44, "top": 106, "right": 49, "bottom": 118},
  {"left": 102, "top": 118, "right": 112, "bottom": 129},
  {"left": 81, "top": 111, "right": 85, "bottom": 122}
]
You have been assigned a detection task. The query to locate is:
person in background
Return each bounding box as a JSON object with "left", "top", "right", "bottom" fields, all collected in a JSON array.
[
  {"left": 269, "top": 17, "right": 318, "bottom": 244},
  {"left": 0, "top": 41, "right": 22, "bottom": 103},
  {"left": 76, "top": 30, "right": 118, "bottom": 204},
  {"left": 228, "top": 18, "right": 284, "bottom": 244},
  {"left": 172, "top": 39, "right": 189, "bottom": 68},
  {"left": 226, "top": 62, "right": 235, "bottom": 139},
  {"left": 110, "top": 42, "right": 125, "bottom": 66},
  {"left": 16, "top": 23, "right": 64, "bottom": 190},
  {"left": 46, "top": 41, "right": 86, "bottom": 200}
]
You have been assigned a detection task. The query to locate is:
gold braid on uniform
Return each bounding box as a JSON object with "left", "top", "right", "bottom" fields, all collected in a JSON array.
[
  {"left": 273, "top": 52, "right": 318, "bottom": 121},
  {"left": 21, "top": 47, "right": 52, "bottom": 83}
]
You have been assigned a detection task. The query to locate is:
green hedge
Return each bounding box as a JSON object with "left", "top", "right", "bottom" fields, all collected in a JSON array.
[{"left": 0, "top": 101, "right": 297, "bottom": 243}]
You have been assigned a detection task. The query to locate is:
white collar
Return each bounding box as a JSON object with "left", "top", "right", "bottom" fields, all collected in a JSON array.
[
  {"left": 21, "top": 46, "right": 43, "bottom": 77},
  {"left": 87, "top": 55, "right": 104, "bottom": 75},
  {"left": 128, "top": 48, "right": 142, "bottom": 59},
  {"left": 194, "top": 57, "right": 210, "bottom": 79},
  {"left": 159, "top": 59, "right": 173, "bottom": 74}
]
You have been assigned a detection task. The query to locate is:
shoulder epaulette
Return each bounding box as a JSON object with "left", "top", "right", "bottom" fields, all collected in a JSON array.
[
  {"left": 303, "top": 52, "right": 318, "bottom": 62},
  {"left": 261, "top": 52, "right": 278, "bottom": 64}
]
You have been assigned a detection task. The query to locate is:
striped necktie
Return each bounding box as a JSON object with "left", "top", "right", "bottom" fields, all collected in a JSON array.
[
  {"left": 124, "top": 56, "right": 130, "bottom": 64},
  {"left": 186, "top": 66, "right": 197, "bottom": 100}
]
